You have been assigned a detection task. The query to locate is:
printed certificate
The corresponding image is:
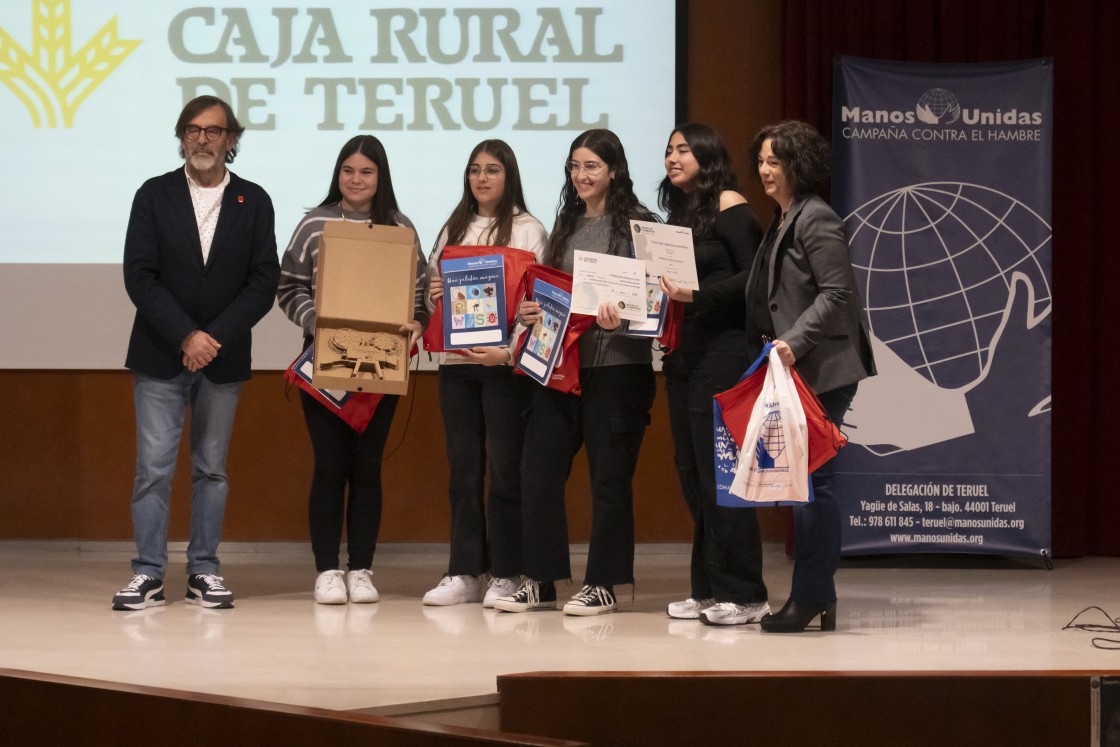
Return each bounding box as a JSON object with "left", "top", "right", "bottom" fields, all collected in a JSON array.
[
  {"left": 630, "top": 219, "right": 698, "bottom": 290},
  {"left": 570, "top": 250, "right": 646, "bottom": 322}
]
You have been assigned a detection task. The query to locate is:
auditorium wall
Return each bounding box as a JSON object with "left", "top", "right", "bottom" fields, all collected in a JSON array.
[{"left": 0, "top": 0, "right": 784, "bottom": 543}]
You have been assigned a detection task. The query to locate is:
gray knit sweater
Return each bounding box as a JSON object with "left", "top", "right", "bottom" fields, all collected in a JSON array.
[
  {"left": 560, "top": 215, "right": 653, "bottom": 369},
  {"left": 277, "top": 204, "right": 429, "bottom": 340}
]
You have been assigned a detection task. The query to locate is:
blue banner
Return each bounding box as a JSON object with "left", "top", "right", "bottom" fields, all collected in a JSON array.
[{"left": 831, "top": 57, "right": 1052, "bottom": 559}]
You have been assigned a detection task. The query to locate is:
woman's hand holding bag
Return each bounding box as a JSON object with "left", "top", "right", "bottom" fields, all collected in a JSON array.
[{"left": 729, "top": 346, "right": 811, "bottom": 503}]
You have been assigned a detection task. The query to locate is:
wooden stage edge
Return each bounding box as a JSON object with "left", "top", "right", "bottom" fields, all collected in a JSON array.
[
  {"left": 497, "top": 670, "right": 1120, "bottom": 745},
  {"left": 5, "top": 667, "right": 1120, "bottom": 745},
  {"left": 0, "top": 668, "right": 584, "bottom": 746}
]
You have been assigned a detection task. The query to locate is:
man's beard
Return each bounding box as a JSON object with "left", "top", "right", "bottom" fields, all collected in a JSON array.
[{"left": 188, "top": 150, "right": 218, "bottom": 171}]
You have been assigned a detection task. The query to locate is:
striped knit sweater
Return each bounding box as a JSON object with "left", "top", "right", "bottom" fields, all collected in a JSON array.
[{"left": 277, "top": 204, "right": 429, "bottom": 340}]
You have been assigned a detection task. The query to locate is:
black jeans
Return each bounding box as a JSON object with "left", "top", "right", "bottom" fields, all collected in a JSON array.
[
  {"left": 437, "top": 364, "right": 531, "bottom": 578},
  {"left": 520, "top": 364, "right": 655, "bottom": 587},
  {"left": 300, "top": 391, "right": 398, "bottom": 572},
  {"left": 664, "top": 331, "right": 768, "bottom": 605}
]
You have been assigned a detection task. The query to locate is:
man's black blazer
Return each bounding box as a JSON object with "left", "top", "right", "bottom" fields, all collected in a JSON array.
[{"left": 123, "top": 167, "right": 280, "bottom": 383}]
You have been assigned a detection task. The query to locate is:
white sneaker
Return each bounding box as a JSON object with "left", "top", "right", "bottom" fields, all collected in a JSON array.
[
  {"left": 699, "top": 601, "right": 771, "bottom": 626},
  {"left": 667, "top": 597, "right": 716, "bottom": 620},
  {"left": 314, "top": 570, "right": 347, "bottom": 605},
  {"left": 483, "top": 576, "right": 521, "bottom": 608},
  {"left": 346, "top": 569, "right": 379, "bottom": 604},
  {"left": 422, "top": 574, "right": 481, "bottom": 606}
]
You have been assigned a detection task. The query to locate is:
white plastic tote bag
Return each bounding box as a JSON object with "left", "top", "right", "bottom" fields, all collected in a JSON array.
[{"left": 728, "top": 347, "right": 811, "bottom": 503}]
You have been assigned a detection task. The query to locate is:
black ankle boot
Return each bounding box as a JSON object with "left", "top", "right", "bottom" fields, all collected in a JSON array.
[{"left": 759, "top": 599, "right": 836, "bottom": 633}]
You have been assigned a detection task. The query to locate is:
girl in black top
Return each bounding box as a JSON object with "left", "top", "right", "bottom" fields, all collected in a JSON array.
[{"left": 658, "top": 123, "right": 770, "bottom": 626}]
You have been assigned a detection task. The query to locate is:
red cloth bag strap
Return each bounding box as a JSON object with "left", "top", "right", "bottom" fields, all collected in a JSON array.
[
  {"left": 283, "top": 355, "right": 384, "bottom": 433},
  {"left": 512, "top": 265, "right": 594, "bottom": 395},
  {"left": 790, "top": 368, "right": 848, "bottom": 473}
]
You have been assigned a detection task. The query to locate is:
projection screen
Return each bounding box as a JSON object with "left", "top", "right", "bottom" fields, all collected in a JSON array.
[{"left": 0, "top": 1, "right": 680, "bottom": 368}]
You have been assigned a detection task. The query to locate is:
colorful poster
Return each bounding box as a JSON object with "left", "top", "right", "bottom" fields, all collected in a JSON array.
[
  {"left": 441, "top": 254, "right": 507, "bottom": 349},
  {"left": 517, "top": 278, "right": 571, "bottom": 386}
]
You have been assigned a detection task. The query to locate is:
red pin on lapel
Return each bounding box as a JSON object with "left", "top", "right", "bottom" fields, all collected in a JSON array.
[{"left": 237, "top": 195, "right": 244, "bottom": 203}]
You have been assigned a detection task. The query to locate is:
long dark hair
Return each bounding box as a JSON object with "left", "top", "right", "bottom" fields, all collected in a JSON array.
[
  {"left": 439, "top": 139, "right": 531, "bottom": 248},
  {"left": 318, "top": 135, "right": 400, "bottom": 225},
  {"left": 657, "top": 123, "right": 738, "bottom": 239},
  {"left": 747, "top": 120, "right": 831, "bottom": 197},
  {"left": 545, "top": 129, "right": 654, "bottom": 269}
]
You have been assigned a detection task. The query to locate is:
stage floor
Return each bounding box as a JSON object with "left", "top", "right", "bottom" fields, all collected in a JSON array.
[{"left": 1, "top": 542, "right": 1117, "bottom": 720}]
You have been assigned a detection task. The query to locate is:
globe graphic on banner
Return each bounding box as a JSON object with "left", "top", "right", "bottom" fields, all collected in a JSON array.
[
  {"left": 916, "top": 88, "right": 961, "bottom": 125},
  {"left": 842, "top": 182, "right": 1052, "bottom": 453},
  {"left": 847, "top": 182, "right": 1051, "bottom": 390}
]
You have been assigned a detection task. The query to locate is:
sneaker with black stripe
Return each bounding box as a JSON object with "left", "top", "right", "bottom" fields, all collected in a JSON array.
[
  {"left": 563, "top": 585, "right": 617, "bottom": 616},
  {"left": 185, "top": 574, "right": 235, "bottom": 609},
  {"left": 492, "top": 578, "right": 556, "bottom": 613},
  {"left": 699, "top": 601, "right": 771, "bottom": 626},
  {"left": 111, "top": 574, "right": 165, "bottom": 611}
]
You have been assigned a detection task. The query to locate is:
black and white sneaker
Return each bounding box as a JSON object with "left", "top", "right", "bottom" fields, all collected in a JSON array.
[
  {"left": 563, "top": 585, "right": 617, "bottom": 616},
  {"left": 185, "top": 574, "right": 235, "bottom": 609},
  {"left": 492, "top": 579, "right": 556, "bottom": 613},
  {"left": 112, "top": 575, "right": 165, "bottom": 610}
]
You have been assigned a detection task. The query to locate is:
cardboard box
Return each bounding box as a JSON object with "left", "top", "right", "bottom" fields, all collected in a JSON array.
[{"left": 310, "top": 221, "right": 417, "bottom": 395}]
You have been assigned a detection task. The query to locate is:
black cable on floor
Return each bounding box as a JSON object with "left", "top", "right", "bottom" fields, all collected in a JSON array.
[{"left": 1063, "top": 606, "right": 1120, "bottom": 650}]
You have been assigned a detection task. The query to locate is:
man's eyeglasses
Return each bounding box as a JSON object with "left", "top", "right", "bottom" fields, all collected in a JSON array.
[
  {"left": 183, "top": 125, "right": 229, "bottom": 142},
  {"left": 566, "top": 160, "right": 605, "bottom": 176},
  {"left": 467, "top": 165, "right": 504, "bottom": 179}
]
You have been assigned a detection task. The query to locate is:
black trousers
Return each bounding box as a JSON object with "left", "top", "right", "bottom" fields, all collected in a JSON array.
[
  {"left": 664, "top": 331, "right": 768, "bottom": 605},
  {"left": 520, "top": 364, "right": 655, "bottom": 587},
  {"left": 300, "top": 391, "right": 398, "bottom": 573},
  {"left": 790, "top": 383, "right": 857, "bottom": 603},
  {"left": 437, "top": 364, "right": 531, "bottom": 579}
]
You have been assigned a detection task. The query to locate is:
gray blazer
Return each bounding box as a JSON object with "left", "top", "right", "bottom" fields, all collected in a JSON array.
[{"left": 746, "top": 194, "right": 876, "bottom": 394}]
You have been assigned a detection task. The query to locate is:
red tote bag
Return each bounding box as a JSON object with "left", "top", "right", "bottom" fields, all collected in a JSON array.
[
  {"left": 283, "top": 346, "right": 384, "bottom": 433},
  {"left": 657, "top": 299, "right": 684, "bottom": 354},
  {"left": 713, "top": 344, "right": 847, "bottom": 474}
]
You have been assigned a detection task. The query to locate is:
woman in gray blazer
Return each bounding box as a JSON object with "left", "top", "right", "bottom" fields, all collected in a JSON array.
[{"left": 745, "top": 121, "right": 876, "bottom": 633}]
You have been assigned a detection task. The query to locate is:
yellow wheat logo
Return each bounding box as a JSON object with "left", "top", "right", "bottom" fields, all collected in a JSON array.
[{"left": 0, "top": 0, "right": 140, "bottom": 127}]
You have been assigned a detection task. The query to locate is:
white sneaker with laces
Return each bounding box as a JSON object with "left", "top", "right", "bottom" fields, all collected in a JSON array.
[
  {"left": 483, "top": 576, "right": 521, "bottom": 608},
  {"left": 346, "top": 569, "right": 379, "bottom": 603},
  {"left": 666, "top": 597, "right": 716, "bottom": 620},
  {"left": 314, "top": 570, "right": 347, "bottom": 605},
  {"left": 699, "top": 601, "right": 771, "bottom": 626},
  {"left": 423, "top": 575, "right": 481, "bottom": 606}
]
